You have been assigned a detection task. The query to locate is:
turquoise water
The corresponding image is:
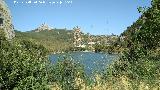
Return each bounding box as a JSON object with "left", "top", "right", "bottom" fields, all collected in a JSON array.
[{"left": 49, "top": 52, "right": 119, "bottom": 75}]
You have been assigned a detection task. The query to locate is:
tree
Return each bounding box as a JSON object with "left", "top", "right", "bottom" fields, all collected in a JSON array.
[{"left": 0, "top": 31, "right": 50, "bottom": 89}]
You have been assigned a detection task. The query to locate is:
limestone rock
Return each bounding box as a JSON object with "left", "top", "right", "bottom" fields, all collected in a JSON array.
[
  {"left": 73, "top": 26, "right": 82, "bottom": 47},
  {"left": 35, "top": 23, "right": 52, "bottom": 32},
  {"left": 0, "top": 0, "right": 15, "bottom": 39}
]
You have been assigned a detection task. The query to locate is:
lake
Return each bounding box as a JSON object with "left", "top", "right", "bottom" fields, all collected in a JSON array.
[{"left": 49, "top": 52, "right": 119, "bottom": 75}]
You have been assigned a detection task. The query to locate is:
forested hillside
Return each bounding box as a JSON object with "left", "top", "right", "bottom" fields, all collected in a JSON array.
[
  {"left": 15, "top": 29, "right": 121, "bottom": 53},
  {"left": 15, "top": 29, "right": 74, "bottom": 52}
]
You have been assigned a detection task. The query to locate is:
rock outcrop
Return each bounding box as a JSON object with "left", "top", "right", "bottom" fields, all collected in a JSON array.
[
  {"left": 0, "top": 0, "right": 15, "bottom": 39},
  {"left": 35, "top": 23, "right": 52, "bottom": 32},
  {"left": 73, "top": 26, "right": 82, "bottom": 47}
]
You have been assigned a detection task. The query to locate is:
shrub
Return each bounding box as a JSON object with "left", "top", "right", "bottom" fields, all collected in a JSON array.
[
  {"left": 0, "top": 32, "right": 50, "bottom": 89},
  {"left": 52, "top": 58, "right": 86, "bottom": 90}
]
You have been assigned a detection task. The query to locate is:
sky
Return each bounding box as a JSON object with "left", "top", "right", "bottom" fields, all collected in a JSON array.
[{"left": 6, "top": 0, "right": 151, "bottom": 35}]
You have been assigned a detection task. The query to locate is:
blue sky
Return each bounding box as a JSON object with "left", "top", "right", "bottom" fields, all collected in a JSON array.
[{"left": 6, "top": 0, "right": 151, "bottom": 35}]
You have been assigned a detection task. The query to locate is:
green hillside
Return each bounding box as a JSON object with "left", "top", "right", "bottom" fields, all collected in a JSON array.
[
  {"left": 14, "top": 29, "right": 74, "bottom": 53},
  {"left": 15, "top": 29, "right": 121, "bottom": 53}
]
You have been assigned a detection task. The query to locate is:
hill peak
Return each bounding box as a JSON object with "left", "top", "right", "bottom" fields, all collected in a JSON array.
[{"left": 35, "top": 23, "right": 52, "bottom": 32}]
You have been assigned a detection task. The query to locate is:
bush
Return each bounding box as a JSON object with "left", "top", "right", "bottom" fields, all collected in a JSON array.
[
  {"left": 102, "top": 0, "right": 160, "bottom": 89},
  {"left": 0, "top": 32, "right": 50, "bottom": 89},
  {"left": 51, "top": 57, "right": 86, "bottom": 90}
]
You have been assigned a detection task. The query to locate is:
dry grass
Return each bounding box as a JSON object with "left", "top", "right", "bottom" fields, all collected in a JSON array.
[{"left": 50, "top": 74, "right": 160, "bottom": 90}]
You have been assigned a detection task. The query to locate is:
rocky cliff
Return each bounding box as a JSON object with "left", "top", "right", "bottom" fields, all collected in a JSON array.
[
  {"left": 34, "top": 23, "right": 52, "bottom": 32},
  {"left": 0, "top": 0, "right": 15, "bottom": 39}
]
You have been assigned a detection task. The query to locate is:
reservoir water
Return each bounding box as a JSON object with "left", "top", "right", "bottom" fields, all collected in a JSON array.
[{"left": 49, "top": 52, "right": 119, "bottom": 75}]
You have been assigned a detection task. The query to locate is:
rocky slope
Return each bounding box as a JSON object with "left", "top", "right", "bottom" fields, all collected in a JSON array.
[{"left": 0, "top": 0, "right": 15, "bottom": 39}]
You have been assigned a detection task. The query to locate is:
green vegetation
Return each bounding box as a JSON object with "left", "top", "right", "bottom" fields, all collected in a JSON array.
[
  {"left": 51, "top": 59, "right": 86, "bottom": 90},
  {"left": 15, "top": 29, "right": 74, "bottom": 53},
  {"left": 0, "top": 29, "right": 50, "bottom": 89},
  {"left": 15, "top": 29, "right": 121, "bottom": 54},
  {"left": 0, "top": 29, "right": 86, "bottom": 90},
  {"left": 94, "top": 36, "right": 123, "bottom": 54},
  {"left": 94, "top": 42, "right": 122, "bottom": 54},
  {"left": 1, "top": 0, "right": 160, "bottom": 89},
  {"left": 100, "top": 0, "right": 160, "bottom": 89}
]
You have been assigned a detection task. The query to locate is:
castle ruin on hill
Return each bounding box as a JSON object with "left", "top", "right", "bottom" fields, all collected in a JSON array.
[{"left": 0, "top": 0, "right": 15, "bottom": 39}]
